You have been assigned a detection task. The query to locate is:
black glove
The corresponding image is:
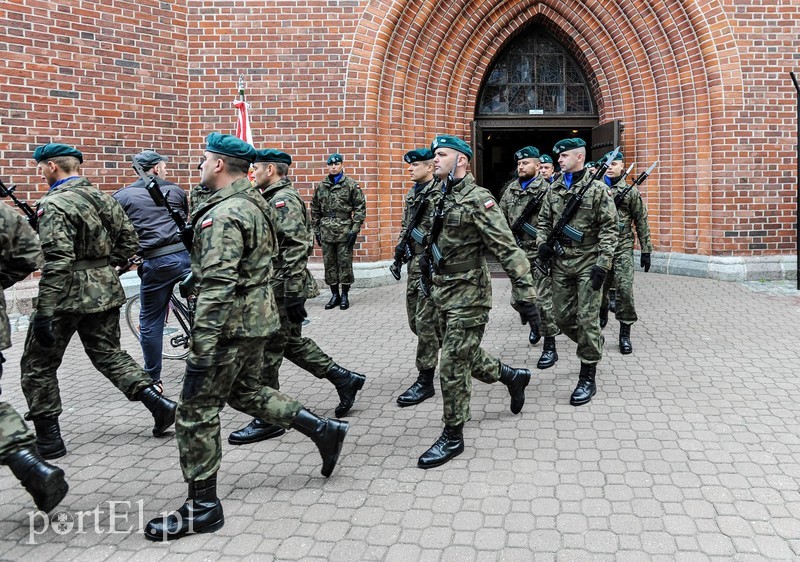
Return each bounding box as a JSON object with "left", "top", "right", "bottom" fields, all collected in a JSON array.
[
  {"left": 394, "top": 243, "right": 406, "bottom": 263},
  {"left": 182, "top": 362, "right": 207, "bottom": 401},
  {"left": 640, "top": 252, "right": 651, "bottom": 272},
  {"left": 346, "top": 231, "right": 358, "bottom": 250},
  {"left": 284, "top": 296, "right": 308, "bottom": 324},
  {"left": 512, "top": 301, "right": 542, "bottom": 334},
  {"left": 32, "top": 314, "right": 56, "bottom": 348},
  {"left": 589, "top": 265, "right": 607, "bottom": 291},
  {"left": 314, "top": 232, "right": 322, "bottom": 247},
  {"left": 538, "top": 243, "right": 555, "bottom": 261}
]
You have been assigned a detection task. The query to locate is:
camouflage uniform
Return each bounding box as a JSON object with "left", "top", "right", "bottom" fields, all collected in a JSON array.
[
  {"left": 429, "top": 174, "right": 537, "bottom": 426},
  {"left": 20, "top": 177, "right": 152, "bottom": 421},
  {"left": 189, "top": 183, "right": 212, "bottom": 218},
  {"left": 602, "top": 177, "right": 652, "bottom": 324},
  {"left": 310, "top": 174, "right": 366, "bottom": 285},
  {"left": 536, "top": 172, "right": 618, "bottom": 364},
  {"left": 0, "top": 204, "right": 42, "bottom": 459},
  {"left": 177, "top": 177, "right": 304, "bottom": 482},
  {"left": 498, "top": 177, "right": 558, "bottom": 338},
  {"left": 398, "top": 179, "right": 443, "bottom": 372}
]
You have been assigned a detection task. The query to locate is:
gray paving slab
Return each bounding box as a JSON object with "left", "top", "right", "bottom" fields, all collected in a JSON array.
[{"left": 0, "top": 272, "right": 799, "bottom": 559}]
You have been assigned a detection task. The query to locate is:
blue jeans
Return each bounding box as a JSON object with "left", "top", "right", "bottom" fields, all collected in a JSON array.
[{"left": 137, "top": 251, "right": 192, "bottom": 382}]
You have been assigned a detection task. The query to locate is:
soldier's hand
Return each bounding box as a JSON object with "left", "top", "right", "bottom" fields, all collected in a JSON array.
[
  {"left": 512, "top": 301, "right": 542, "bottom": 333},
  {"left": 538, "top": 243, "right": 555, "bottom": 261},
  {"left": 589, "top": 265, "right": 607, "bottom": 291},
  {"left": 640, "top": 252, "right": 651, "bottom": 272},
  {"left": 182, "top": 362, "right": 206, "bottom": 401},
  {"left": 394, "top": 243, "right": 406, "bottom": 263},
  {"left": 32, "top": 315, "right": 56, "bottom": 348},
  {"left": 346, "top": 231, "right": 358, "bottom": 250},
  {"left": 284, "top": 296, "right": 308, "bottom": 324},
  {"left": 314, "top": 232, "right": 322, "bottom": 247}
]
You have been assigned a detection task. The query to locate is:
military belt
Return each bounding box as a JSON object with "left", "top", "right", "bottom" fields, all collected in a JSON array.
[
  {"left": 326, "top": 211, "right": 351, "bottom": 219},
  {"left": 437, "top": 256, "right": 486, "bottom": 275},
  {"left": 72, "top": 257, "right": 110, "bottom": 271},
  {"left": 141, "top": 242, "right": 186, "bottom": 259},
  {"left": 558, "top": 235, "right": 599, "bottom": 248}
]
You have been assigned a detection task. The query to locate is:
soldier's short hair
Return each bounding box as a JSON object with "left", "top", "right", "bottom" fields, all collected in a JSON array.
[
  {"left": 49, "top": 155, "right": 81, "bottom": 173},
  {"left": 218, "top": 154, "right": 251, "bottom": 175},
  {"left": 273, "top": 162, "right": 289, "bottom": 177}
]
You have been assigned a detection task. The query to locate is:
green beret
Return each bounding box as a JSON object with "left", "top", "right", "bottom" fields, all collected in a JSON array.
[
  {"left": 603, "top": 150, "right": 624, "bottom": 162},
  {"left": 539, "top": 154, "right": 553, "bottom": 164},
  {"left": 404, "top": 148, "right": 434, "bottom": 163},
  {"left": 586, "top": 161, "right": 596, "bottom": 168},
  {"left": 552, "top": 138, "right": 586, "bottom": 155},
  {"left": 255, "top": 149, "right": 292, "bottom": 166},
  {"left": 327, "top": 153, "right": 343, "bottom": 165},
  {"left": 514, "top": 146, "right": 540, "bottom": 161},
  {"left": 33, "top": 143, "right": 83, "bottom": 164},
  {"left": 205, "top": 133, "right": 256, "bottom": 163},
  {"left": 430, "top": 135, "right": 473, "bottom": 160}
]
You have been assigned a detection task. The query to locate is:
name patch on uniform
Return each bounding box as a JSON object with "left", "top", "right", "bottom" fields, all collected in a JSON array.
[
  {"left": 201, "top": 217, "right": 214, "bottom": 229},
  {"left": 275, "top": 200, "right": 286, "bottom": 208},
  {"left": 484, "top": 199, "right": 495, "bottom": 209}
]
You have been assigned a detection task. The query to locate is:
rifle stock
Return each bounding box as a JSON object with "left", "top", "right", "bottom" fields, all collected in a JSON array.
[{"left": 390, "top": 193, "right": 430, "bottom": 281}]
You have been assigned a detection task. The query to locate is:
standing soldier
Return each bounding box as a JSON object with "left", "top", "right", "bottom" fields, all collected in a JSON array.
[
  {"left": 539, "top": 154, "right": 556, "bottom": 183},
  {"left": 145, "top": 134, "right": 349, "bottom": 541},
  {"left": 417, "top": 135, "right": 540, "bottom": 469},
  {"left": 311, "top": 153, "right": 366, "bottom": 310},
  {"left": 113, "top": 150, "right": 192, "bottom": 391},
  {"left": 0, "top": 202, "right": 68, "bottom": 513},
  {"left": 499, "top": 146, "right": 558, "bottom": 370},
  {"left": 601, "top": 151, "right": 652, "bottom": 354},
  {"left": 536, "top": 138, "right": 618, "bottom": 406},
  {"left": 394, "top": 148, "right": 442, "bottom": 407},
  {"left": 228, "top": 148, "right": 365, "bottom": 445},
  {"left": 20, "top": 144, "right": 177, "bottom": 460}
]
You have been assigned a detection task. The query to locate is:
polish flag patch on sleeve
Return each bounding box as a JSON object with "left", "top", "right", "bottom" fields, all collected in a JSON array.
[
  {"left": 37, "top": 208, "right": 45, "bottom": 217},
  {"left": 275, "top": 200, "right": 286, "bottom": 208},
  {"left": 484, "top": 199, "right": 495, "bottom": 209},
  {"left": 201, "top": 217, "right": 214, "bottom": 229}
]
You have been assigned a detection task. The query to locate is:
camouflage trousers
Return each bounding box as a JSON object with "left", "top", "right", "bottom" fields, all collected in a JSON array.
[
  {"left": 531, "top": 262, "right": 559, "bottom": 337},
  {"left": 551, "top": 253, "right": 604, "bottom": 364},
  {"left": 177, "top": 336, "right": 303, "bottom": 482},
  {"left": 406, "top": 271, "right": 442, "bottom": 371},
  {"left": 437, "top": 306, "right": 501, "bottom": 426},
  {"left": 321, "top": 241, "right": 354, "bottom": 285},
  {"left": 0, "top": 402, "right": 36, "bottom": 460},
  {"left": 20, "top": 309, "right": 151, "bottom": 421},
  {"left": 261, "top": 300, "right": 335, "bottom": 390},
  {"left": 601, "top": 239, "right": 638, "bottom": 324}
]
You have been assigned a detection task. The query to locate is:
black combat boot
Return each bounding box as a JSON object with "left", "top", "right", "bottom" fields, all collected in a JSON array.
[
  {"left": 144, "top": 475, "right": 224, "bottom": 541},
  {"left": 33, "top": 419, "right": 67, "bottom": 460},
  {"left": 396, "top": 368, "right": 435, "bottom": 407},
  {"left": 499, "top": 364, "right": 531, "bottom": 415},
  {"left": 325, "top": 364, "right": 365, "bottom": 418},
  {"left": 537, "top": 336, "right": 559, "bottom": 370},
  {"left": 340, "top": 285, "right": 350, "bottom": 310},
  {"left": 291, "top": 409, "right": 349, "bottom": 477},
  {"left": 325, "top": 285, "right": 341, "bottom": 310},
  {"left": 528, "top": 325, "right": 541, "bottom": 345},
  {"left": 137, "top": 384, "right": 178, "bottom": 436},
  {"left": 417, "top": 424, "right": 464, "bottom": 469},
  {"left": 4, "top": 448, "right": 69, "bottom": 512},
  {"left": 228, "top": 418, "right": 286, "bottom": 445},
  {"left": 570, "top": 363, "right": 597, "bottom": 406},
  {"left": 608, "top": 288, "right": 617, "bottom": 313},
  {"left": 599, "top": 305, "right": 609, "bottom": 329},
  {"left": 619, "top": 323, "right": 633, "bottom": 355}
]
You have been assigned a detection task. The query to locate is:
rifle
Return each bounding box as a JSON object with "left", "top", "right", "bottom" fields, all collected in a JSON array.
[
  {"left": 389, "top": 192, "right": 430, "bottom": 281},
  {"left": 0, "top": 179, "right": 38, "bottom": 228},
  {"left": 614, "top": 161, "right": 658, "bottom": 208},
  {"left": 534, "top": 146, "right": 620, "bottom": 275},
  {"left": 131, "top": 160, "right": 195, "bottom": 296},
  {"left": 419, "top": 161, "right": 458, "bottom": 298},
  {"left": 509, "top": 185, "right": 547, "bottom": 248},
  {"left": 621, "top": 162, "right": 635, "bottom": 181}
]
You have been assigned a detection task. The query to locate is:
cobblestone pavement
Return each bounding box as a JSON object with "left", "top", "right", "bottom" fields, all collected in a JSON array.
[{"left": 1, "top": 272, "right": 799, "bottom": 560}]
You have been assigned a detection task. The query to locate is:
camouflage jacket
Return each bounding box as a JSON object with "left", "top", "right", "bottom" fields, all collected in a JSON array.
[
  {"left": 261, "top": 177, "right": 317, "bottom": 299},
  {"left": 536, "top": 170, "right": 618, "bottom": 272},
  {"left": 189, "top": 183, "right": 212, "bottom": 218},
  {"left": 397, "top": 178, "right": 440, "bottom": 280},
  {"left": 0, "top": 203, "right": 43, "bottom": 351},
  {"left": 35, "top": 177, "right": 138, "bottom": 316},
  {"left": 189, "top": 177, "right": 280, "bottom": 368},
  {"left": 429, "top": 174, "right": 537, "bottom": 313},
  {"left": 608, "top": 176, "right": 653, "bottom": 253},
  {"left": 310, "top": 174, "right": 366, "bottom": 243},
  {"left": 498, "top": 176, "right": 547, "bottom": 260}
]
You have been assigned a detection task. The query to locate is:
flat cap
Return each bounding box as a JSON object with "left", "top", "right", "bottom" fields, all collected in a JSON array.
[
  {"left": 539, "top": 154, "right": 553, "bottom": 164},
  {"left": 205, "top": 133, "right": 256, "bottom": 163},
  {"left": 327, "top": 153, "right": 343, "bottom": 165},
  {"left": 404, "top": 148, "right": 434, "bottom": 163},
  {"left": 431, "top": 135, "right": 473, "bottom": 160},
  {"left": 33, "top": 143, "right": 83, "bottom": 164},
  {"left": 552, "top": 138, "right": 586, "bottom": 154},
  {"left": 255, "top": 149, "right": 292, "bottom": 166},
  {"left": 514, "top": 146, "right": 540, "bottom": 161},
  {"left": 133, "top": 150, "right": 168, "bottom": 169}
]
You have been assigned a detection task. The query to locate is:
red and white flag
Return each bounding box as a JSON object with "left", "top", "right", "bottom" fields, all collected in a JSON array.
[{"left": 234, "top": 98, "right": 253, "bottom": 146}]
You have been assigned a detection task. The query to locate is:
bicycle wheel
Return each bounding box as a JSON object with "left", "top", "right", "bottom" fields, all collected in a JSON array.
[{"left": 124, "top": 294, "right": 191, "bottom": 360}]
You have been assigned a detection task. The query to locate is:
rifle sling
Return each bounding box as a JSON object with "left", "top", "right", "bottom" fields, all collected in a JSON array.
[{"left": 71, "top": 188, "right": 114, "bottom": 237}]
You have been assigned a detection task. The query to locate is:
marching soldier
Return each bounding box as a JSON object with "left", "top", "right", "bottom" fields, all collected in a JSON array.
[
  {"left": 498, "top": 146, "right": 559, "bottom": 370},
  {"left": 0, "top": 202, "right": 68, "bottom": 513},
  {"left": 311, "top": 153, "right": 366, "bottom": 310},
  {"left": 20, "top": 144, "right": 177, "bottom": 460},
  {"left": 536, "top": 138, "right": 618, "bottom": 406},
  {"left": 601, "top": 151, "right": 653, "bottom": 354},
  {"left": 228, "top": 148, "right": 365, "bottom": 445},
  {"left": 417, "top": 135, "right": 540, "bottom": 469},
  {"left": 145, "top": 134, "right": 349, "bottom": 541},
  {"left": 394, "top": 148, "right": 442, "bottom": 407}
]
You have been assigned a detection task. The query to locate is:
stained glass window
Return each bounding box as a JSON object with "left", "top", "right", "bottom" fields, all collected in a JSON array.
[{"left": 478, "top": 30, "right": 594, "bottom": 115}]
